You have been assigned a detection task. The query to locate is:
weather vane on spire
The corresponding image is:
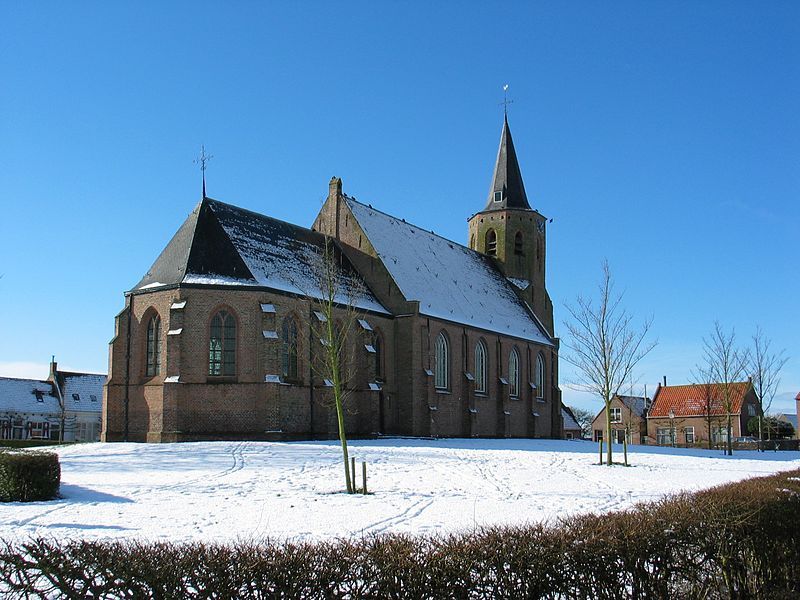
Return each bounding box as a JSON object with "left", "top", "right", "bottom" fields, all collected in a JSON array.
[
  {"left": 194, "top": 145, "right": 213, "bottom": 199},
  {"left": 500, "top": 84, "right": 513, "bottom": 117}
]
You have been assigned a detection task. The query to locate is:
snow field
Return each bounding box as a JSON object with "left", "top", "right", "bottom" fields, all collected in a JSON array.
[{"left": 2, "top": 438, "right": 798, "bottom": 544}]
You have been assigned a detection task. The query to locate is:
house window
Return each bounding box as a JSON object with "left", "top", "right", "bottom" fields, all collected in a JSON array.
[
  {"left": 509, "top": 347, "right": 520, "bottom": 398},
  {"left": 610, "top": 407, "right": 622, "bottom": 423},
  {"left": 535, "top": 353, "right": 545, "bottom": 399},
  {"left": 486, "top": 229, "right": 497, "bottom": 256},
  {"left": 713, "top": 427, "right": 729, "bottom": 445},
  {"left": 474, "top": 340, "right": 487, "bottom": 394},
  {"left": 29, "top": 421, "right": 48, "bottom": 439},
  {"left": 281, "top": 317, "right": 299, "bottom": 381},
  {"left": 684, "top": 427, "right": 695, "bottom": 444},
  {"left": 434, "top": 331, "right": 450, "bottom": 390},
  {"left": 747, "top": 404, "right": 756, "bottom": 417},
  {"left": 209, "top": 309, "right": 236, "bottom": 376},
  {"left": 146, "top": 314, "right": 161, "bottom": 376},
  {"left": 514, "top": 232, "right": 523, "bottom": 256},
  {"left": 493, "top": 190, "right": 502, "bottom": 203},
  {"left": 656, "top": 427, "right": 675, "bottom": 446}
]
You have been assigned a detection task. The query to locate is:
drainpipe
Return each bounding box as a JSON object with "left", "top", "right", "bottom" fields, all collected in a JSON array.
[
  {"left": 51, "top": 359, "right": 65, "bottom": 443},
  {"left": 123, "top": 293, "right": 134, "bottom": 442}
]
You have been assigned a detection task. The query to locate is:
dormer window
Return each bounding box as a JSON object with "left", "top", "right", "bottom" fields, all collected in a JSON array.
[
  {"left": 493, "top": 191, "right": 502, "bottom": 203},
  {"left": 486, "top": 229, "right": 497, "bottom": 256}
]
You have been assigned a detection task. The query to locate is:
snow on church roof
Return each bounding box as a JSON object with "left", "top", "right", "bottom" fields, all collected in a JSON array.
[
  {"left": 135, "top": 198, "right": 388, "bottom": 315},
  {"left": 345, "top": 197, "right": 552, "bottom": 345}
]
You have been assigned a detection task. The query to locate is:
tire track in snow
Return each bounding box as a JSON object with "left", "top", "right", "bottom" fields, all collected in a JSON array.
[{"left": 359, "top": 496, "right": 435, "bottom": 535}]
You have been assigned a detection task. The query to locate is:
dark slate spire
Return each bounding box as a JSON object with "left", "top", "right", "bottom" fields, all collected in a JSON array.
[{"left": 484, "top": 115, "right": 531, "bottom": 211}]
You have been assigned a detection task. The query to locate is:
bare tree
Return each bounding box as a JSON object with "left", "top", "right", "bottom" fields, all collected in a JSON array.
[
  {"left": 305, "top": 237, "right": 368, "bottom": 494},
  {"left": 699, "top": 322, "right": 750, "bottom": 456},
  {"left": 562, "top": 261, "right": 657, "bottom": 465},
  {"left": 568, "top": 405, "right": 594, "bottom": 438},
  {"left": 749, "top": 327, "right": 788, "bottom": 443}
]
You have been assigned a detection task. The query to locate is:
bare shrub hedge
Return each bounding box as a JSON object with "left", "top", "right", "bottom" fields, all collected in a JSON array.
[
  {"left": 1, "top": 468, "right": 798, "bottom": 599},
  {"left": 0, "top": 449, "right": 60, "bottom": 502}
]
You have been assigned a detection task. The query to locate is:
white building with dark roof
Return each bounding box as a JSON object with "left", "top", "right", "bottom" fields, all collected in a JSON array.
[
  {"left": 0, "top": 361, "right": 105, "bottom": 442},
  {"left": 103, "top": 117, "right": 562, "bottom": 442}
]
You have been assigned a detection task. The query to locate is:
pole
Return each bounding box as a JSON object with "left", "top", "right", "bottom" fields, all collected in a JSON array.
[
  {"left": 599, "top": 438, "right": 603, "bottom": 465},
  {"left": 623, "top": 434, "right": 628, "bottom": 467},
  {"left": 351, "top": 456, "right": 356, "bottom": 493},
  {"left": 362, "top": 461, "right": 367, "bottom": 495}
]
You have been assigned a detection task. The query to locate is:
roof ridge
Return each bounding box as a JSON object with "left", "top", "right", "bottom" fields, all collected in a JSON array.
[{"left": 343, "top": 195, "right": 479, "bottom": 255}]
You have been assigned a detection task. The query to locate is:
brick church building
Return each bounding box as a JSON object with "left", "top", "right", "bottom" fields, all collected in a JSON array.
[{"left": 102, "top": 117, "right": 562, "bottom": 442}]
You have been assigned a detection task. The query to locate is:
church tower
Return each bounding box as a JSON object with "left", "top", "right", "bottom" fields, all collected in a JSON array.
[{"left": 468, "top": 115, "right": 554, "bottom": 334}]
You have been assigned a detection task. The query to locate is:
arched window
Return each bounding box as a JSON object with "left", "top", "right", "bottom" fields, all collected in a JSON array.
[
  {"left": 514, "top": 231, "right": 523, "bottom": 256},
  {"left": 434, "top": 331, "right": 449, "bottom": 390},
  {"left": 209, "top": 309, "right": 236, "bottom": 376},
  {"left": 474, "top": 340, "right": 487, "bottom": 394},
  {"left": 374, "top": 333, "right": 384, "bottom": 380},
  {"left": 486, "top": 229, "right": 497, "bottom": 256},
  {"left": 509, "top": 347, "right": 520, "bottom": 397},
  {"left": 282, "top": 317, "right": 299, "bottom": 380},
  {"left": 535, "top": 353, "right": 545, "bottom": 399},
  {"left": 145, "top": 314, "right": 161, "bottom": 377}
]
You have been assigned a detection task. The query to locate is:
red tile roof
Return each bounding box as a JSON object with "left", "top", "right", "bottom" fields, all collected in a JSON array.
[{"left": 648, "top": 382, "right": 752, "bottom": 418}]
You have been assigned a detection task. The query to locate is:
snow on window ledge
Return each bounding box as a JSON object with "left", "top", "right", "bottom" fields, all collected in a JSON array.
[{"left": 262, "top": 330, "right": 278, "bottom": 339}]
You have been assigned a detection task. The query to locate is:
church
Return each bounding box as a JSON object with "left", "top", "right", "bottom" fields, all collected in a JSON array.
[{"left": 101, "top": 117, "right": 562, "bottom": 442}]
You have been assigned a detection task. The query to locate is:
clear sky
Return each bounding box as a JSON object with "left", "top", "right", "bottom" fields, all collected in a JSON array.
[{"left": 1, "top": 1, "right": 798, "bottom": 415}]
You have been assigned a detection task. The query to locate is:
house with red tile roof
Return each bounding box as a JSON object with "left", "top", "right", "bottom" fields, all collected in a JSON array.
[{"left": 646, "top": 381, "right": 760, "bottom": 447}]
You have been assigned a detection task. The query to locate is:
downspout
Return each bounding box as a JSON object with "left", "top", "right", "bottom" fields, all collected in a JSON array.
[
  {"left": 309, "top": 304, "right": 315, "bottom": 438},
  {"left": 52, "top": 366, "right": 65, "bottom": 443},
  {"left": 123, "top": 293, "right": 134, "bottom": 442}
]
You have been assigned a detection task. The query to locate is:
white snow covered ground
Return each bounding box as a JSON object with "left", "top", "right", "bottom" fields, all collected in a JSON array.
[{"left": 3, "top": 439, "right": 798, "bottom": 544}]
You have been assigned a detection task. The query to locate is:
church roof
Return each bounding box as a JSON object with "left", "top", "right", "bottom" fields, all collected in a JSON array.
[
  {"left": 135, "top": 198, "right": 388, "bottom": 314},
  {"left": 344, "top": 197, "right": 552, "bottom": 345},
  {"left": 483, "top": 115, "right": 532, "bottom": 211}
]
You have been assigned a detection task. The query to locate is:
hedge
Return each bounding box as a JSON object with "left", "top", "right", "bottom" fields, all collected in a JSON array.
[
  {"left": 0, "top": 468, "right": 798, "bottom": 598},
  {"left": 0, "top": 449, "right": 61, "bottom": 502}
]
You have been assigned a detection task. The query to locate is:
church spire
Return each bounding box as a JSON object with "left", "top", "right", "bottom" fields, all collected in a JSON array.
[{"left": 484, "top": 115, "right": 531, "bottom": 211}]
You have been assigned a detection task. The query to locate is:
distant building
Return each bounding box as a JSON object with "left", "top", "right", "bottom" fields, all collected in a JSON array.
[
  {"left": 590, "top": 395, "right": 650, "bottom": 444},
  {"left": 0, "top": 360, "right": 105, "bottom": 442},
  {"left": 103, "top": 117, "right": 563, "bottom": 442},
  {"left": 775, "top": 412, "right": 797, "bottom": 439},
  {"left": 561, "top": 405, "right": 583, "bottom": 439},
  {"left": 646, "top": 382, "right": 759, "bottom": 446}
]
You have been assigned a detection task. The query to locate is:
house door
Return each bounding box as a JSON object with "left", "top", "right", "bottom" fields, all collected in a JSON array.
[{"left": 613, "top": 429, "right": 626, "bottom": 444}]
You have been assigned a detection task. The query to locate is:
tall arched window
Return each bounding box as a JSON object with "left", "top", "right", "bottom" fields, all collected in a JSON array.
[
  {"left": 486, "top": 229, "right": 497, "bottom": 256},
  {"left": 474, "top": 340, "right": 487, "bottom": 394},
  {"left": 146, "top": 314, "right": 161, "bottom": 377},
  {"left": 535, "top": 353, "right": 545, "bottom": 399},
  {"left": 514, "top": 231, "right": 524, "bottom": 256},
  {"left": 282, "top": 317, "right": 299, "bottom": 380},
  {"left": 373, "top": 333, "right": 384, "bottom": 380},
  {"left": 434, "top": 331, "right": 449, "bottom": 390},
  {"left": 509, "top": 347, "right": 520, "bottom": 397},
  {"left": 209, "top": 309, "right": 236, "bottom": 376}
]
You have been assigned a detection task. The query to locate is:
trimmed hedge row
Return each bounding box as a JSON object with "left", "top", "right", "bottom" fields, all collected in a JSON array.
[
  {"left": 1, "top": 469, "right": 798, "bottom": 598},
  {"left": 0, "top": 450, "right": 60, "bottom": 502}
]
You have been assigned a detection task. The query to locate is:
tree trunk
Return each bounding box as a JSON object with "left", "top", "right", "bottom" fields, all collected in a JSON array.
[{"left": 605, "top": 399, "right": 613, "bottom": 465}]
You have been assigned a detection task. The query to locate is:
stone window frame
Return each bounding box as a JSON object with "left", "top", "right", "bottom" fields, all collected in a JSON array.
[
  {"left": 434, "top": 330, "right": 450, "bottom": 391},
  {"left": 485, "top": 229, "right": 497, "bottom": 256},
  {"left": 509, "top": 346, "right": 521, "bottom": 398},
  {"left": 208, "top": 306, "right": 238, "bottom": 379},
  {"left": 474, "top": 338, "right": 488, "bottom": 395},
  {"left": 144, "top": 311, "right": 162, "bottom": 378},
  {"left": 281, "top": 314, "right": 301, "bottom": 383},
  {"left": 535, "top": 352, "right": 545, "bottom": 399}
]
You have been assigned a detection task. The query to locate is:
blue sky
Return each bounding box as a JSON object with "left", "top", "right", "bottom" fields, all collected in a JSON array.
[{"left": 1, "top": 1, "right": 798, "bottom": 415}]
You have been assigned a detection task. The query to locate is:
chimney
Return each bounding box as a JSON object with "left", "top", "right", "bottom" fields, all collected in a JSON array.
[
  {"left": 48, "top": 356, "right": 58, "bottom": 382},
  {"left": 663, "top": 375, "right": 667, "bottom": 387},
  {"left": 328, "top": 176, "right": 342, "bottom": 200}
]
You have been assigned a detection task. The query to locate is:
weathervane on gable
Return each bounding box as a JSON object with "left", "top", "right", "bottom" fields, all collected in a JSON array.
[
  {"left": 194, "top": 145, "right": 213, "bottom": 199},
  {"left": 500, "top": 84, "right": 513, "bottom": 117}
]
